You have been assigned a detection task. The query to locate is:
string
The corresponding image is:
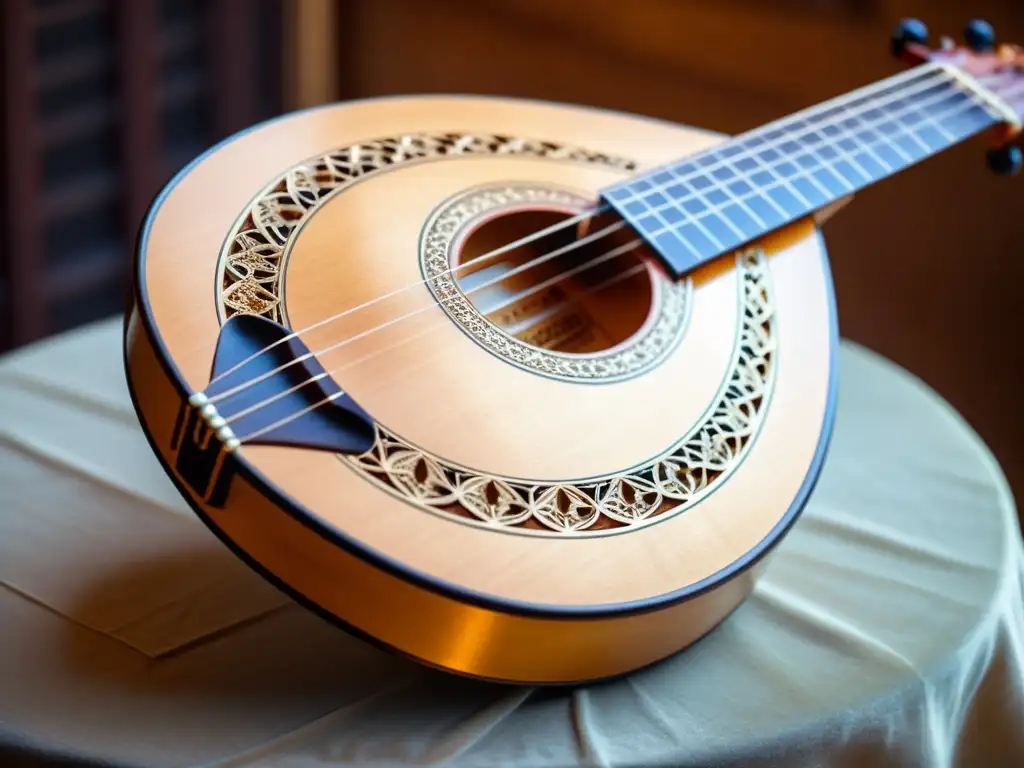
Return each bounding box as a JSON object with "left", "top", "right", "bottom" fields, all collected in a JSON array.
[
  {"left": 207, "top": 62, "right": 958, "bottom": 387},
  {"left": 208, "top": 205, "right": 608, "bottom": 385},
  {"left": 229, "top": 255, "right": 649, "bottom": 439},
  {"left": 224, "top": 77, "right": 1023, "bottom": 445},
  {"left": 209, "top": 66, "right": 994, "bottom": 408}
]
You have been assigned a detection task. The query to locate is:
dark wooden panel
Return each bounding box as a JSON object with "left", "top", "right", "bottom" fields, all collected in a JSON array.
[
  {"left": 117, "top": 0, "right": 160, "bottom": 302},
  {"left": 209, "top": 0, "right": 258, "bottom": 138},
  {"left": 2, "top": 0, "right": 45, "bottom": 346},
  {"left": 0, "top": 0, "right": 284, "bottom": 347}
]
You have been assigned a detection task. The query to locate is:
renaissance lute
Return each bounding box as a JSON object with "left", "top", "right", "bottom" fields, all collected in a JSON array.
[{"left": 125, "top": 19, "right": 1023, "bottom": 684}]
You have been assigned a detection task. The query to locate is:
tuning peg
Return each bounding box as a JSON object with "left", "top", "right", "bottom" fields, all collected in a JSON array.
[
  {"left": 964, "top": 19, "right": 996, "bottom": 52},
  {"left": 986, "top": 144, "right": 1022, "bottom": 176},
  {"left": 891, "top": 18, "right": 929, "bottom": 58}
]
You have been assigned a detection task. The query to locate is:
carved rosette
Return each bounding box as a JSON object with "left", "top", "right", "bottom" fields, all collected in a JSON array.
[
  {"left": 420, "top": 184, "right": 691, "bottom": 383},
  {"left": 217, "top": 131, "right": 777, "bottom": 537}
]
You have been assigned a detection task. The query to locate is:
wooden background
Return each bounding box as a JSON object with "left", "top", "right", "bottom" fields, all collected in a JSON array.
[
  {"left": 2, "top": 0, "right": 1022, "bottom": 508},
  {"left": 0, "top": 0, "right": 283, "bottom": 346}
]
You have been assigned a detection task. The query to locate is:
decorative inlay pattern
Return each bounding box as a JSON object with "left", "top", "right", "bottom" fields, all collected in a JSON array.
[
  {"left": 345, "top": 249, "right": 774, "bottom": 535},
  {"left": 420, "top": 184, "right": 691, "bottom": 382},
  {"left": 216, "top": 130, "right": 777, "bottom": 536}
]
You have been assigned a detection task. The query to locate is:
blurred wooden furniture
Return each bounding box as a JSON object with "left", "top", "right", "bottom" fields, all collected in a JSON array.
[
  {"left": 282, "top": 0, "right": 338, "bottom": 110},
  {"left": 0, "top": 0, "right": 282, "bottom": 349},
  {"left": 304, "top": 0, "right": 1024, "bottom": 511}
]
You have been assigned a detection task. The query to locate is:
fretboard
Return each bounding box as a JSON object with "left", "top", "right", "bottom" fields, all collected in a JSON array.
[{"left": 602, "top": 62, "right": 1007, "bottom": 277}]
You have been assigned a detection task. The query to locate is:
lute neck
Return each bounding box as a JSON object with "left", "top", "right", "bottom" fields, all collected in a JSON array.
[{"left": 602, "top": 61, "right": 1012, "bottom": 277}]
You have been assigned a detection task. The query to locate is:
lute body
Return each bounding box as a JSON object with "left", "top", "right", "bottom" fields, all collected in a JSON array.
[{"left": 124, "top": 22, "right": 1022, "bottom": 684}]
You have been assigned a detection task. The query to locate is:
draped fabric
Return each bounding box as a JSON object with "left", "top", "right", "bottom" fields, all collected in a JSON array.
[{"left": 1, "top": 318, "right": 1021, "bottom": 767}]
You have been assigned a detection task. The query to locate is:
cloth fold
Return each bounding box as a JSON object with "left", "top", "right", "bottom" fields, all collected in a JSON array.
[{"left": 0, "top": 323, "right": 288, "bottom": 659}]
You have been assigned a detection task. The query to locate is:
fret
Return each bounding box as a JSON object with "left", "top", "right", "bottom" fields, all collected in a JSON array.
[
  {"left": 747, "top": 149, "right": 830, "bottom": 212},
  {"left": 671, "top": 160, "right": 779, "bottom": 243},
  {"left": 648, "top": 181, "right": 729, "bottom": 264},
  {"left": 602, "top": 64, "right": 1002, "bottom": 277},
  {"left": 678, "top": 138, "right": 824, "bottom": 236},
  {"left": 700, "top": 211, "right": 745, "bottom": 250},
  {"left": 720, "top": 150, "right": 806, "bottom": 221},
  {"left": 647, "top": 77, "right": 952, "bottom": 209},
  {"left": 827, "top": 107, "right": 903, "bottom": 180}
]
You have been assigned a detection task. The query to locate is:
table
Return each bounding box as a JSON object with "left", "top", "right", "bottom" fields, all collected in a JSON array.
[{"left": 1, "top": 318, "right": 1021, "bottom": 768}]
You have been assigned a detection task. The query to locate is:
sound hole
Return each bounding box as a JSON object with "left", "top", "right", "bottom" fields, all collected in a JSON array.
[{"left": 454, "top": 208, "right": 654, "bottom": 355}]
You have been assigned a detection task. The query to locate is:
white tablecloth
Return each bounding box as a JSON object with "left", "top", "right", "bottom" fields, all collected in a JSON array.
[{"left": 0, "top": 317, "right": 1021, "bottom": 768}]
